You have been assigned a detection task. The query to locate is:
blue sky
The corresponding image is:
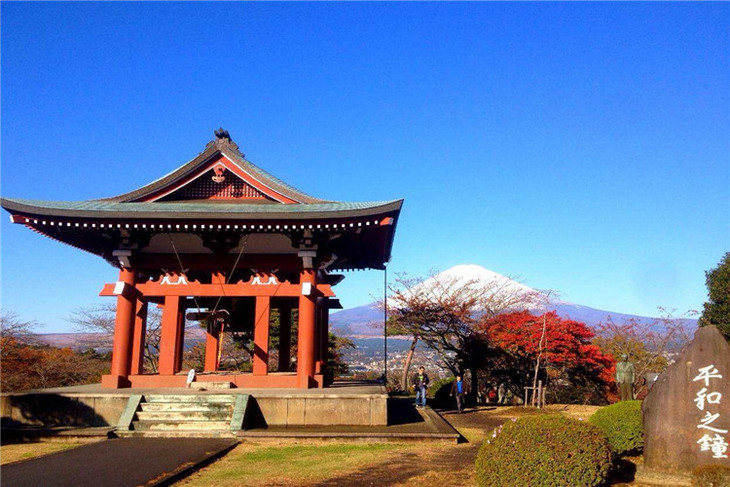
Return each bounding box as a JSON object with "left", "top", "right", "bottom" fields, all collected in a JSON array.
[{"left": 1, "top": 2, "right": 728, "bottom": 333}]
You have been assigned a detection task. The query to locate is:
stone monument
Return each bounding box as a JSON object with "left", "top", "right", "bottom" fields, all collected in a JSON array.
[{"left": 638, "top": 325, "right": 730, "bottom": 485}]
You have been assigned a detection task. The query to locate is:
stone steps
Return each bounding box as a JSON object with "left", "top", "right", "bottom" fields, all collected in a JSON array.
[
  {"left": 132, "top": 420, "right": 232, "bottom": 431},
  {"left": 119, "top": 430, "right": 236, "bottom": 439},
  {"left": 136, "top": 410, "right": 232, "bottom": 421},
  {"left": 140, "top": 402, "right": 232, "bottom": 412},
  {"left": 116, "top": 393, "right": 249, "bottom": 439},
  {"left": 144, "top": 394, "right": 235, "bottom": 403},
  {"left": 189, "top": 381, "right": 233, "bottom": 390}
]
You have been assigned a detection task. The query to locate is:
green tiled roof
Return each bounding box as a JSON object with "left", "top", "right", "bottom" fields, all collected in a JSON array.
[
  {"left": 103, "top": 139, "right": 328, "bottom": 204},
  {"left": 1, "top": 197, "right": 403, "bottom": 221}
]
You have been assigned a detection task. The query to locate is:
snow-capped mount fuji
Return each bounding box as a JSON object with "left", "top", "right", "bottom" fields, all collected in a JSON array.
[
  {"left": 329, "top": 264, "right": 697, "bottom": 336},
  {"left": 411, "top": 264, "right": 538, "bottom": 300}
]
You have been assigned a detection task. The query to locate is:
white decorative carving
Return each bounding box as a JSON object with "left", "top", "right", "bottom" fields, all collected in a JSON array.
[
  {"left": 251, "top": 274, "right": 278, "bottom": 286},
  {"left": 161, "top": 274, "right": 188, "bottom": 285}
]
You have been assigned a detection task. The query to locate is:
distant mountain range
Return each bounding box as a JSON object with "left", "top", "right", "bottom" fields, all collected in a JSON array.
[
  {"left": 32, "top": 264, "right": 696, "bottom": 348},
  {"left": 34, "top": 327, "right": 207, "bottom": 351},
  {"left": 330, "top": 264, "right": 698, "bottom": 337}
]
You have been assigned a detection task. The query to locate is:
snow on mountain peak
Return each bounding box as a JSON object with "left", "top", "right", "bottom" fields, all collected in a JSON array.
[
  {"left": 432, "top": 264, "right": 538, "bottom": 295},
  {"left": 404, "top": 264, "right": 543, "bottom": 308}
]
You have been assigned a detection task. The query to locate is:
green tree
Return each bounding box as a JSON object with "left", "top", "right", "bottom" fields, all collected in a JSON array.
[
  {"left": 699, "top": 252, "right": 730, "bottom": 342},
  {"left": 386, "top": 271, "right": 536, "bottom": 395},
  {"left": 328, "top": 333, "right": 355, "bottom": 377},
  {"left": 593, "top": 310, "right": 691, "bottom": 400}
]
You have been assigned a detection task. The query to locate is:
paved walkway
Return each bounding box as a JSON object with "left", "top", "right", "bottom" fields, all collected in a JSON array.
[{"left": 2, "top": 438, "right": 237, "bottom": 487}]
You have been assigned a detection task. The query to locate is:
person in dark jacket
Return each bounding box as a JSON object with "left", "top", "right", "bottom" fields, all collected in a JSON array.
[
  {"left": 412, "top": 366, "right": 430, "bottom": 407},
  {"left": 450, "top": 374, "right": 470, "bottom": 413}
]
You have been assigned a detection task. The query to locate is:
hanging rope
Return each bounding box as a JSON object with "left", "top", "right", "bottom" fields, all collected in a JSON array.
[
  {"left": 210, "top": 234, "right": 249, "bottom": 316},
  {"left": 167, "top": 233, "right": 202, "bottom": 311},
  {"left": 209, "top": 234, "right": 248, "bottom": 370}
]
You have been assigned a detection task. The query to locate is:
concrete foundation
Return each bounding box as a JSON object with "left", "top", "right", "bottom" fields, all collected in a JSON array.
[
  {"left": 250, "top": 392, "right": 387, "bottom": 426},
  {"left": 1, "top": 381, "right": 388, "bottom": 429},
  {"left": 1, "top": 392, "right": 129, "bottom": 428}
]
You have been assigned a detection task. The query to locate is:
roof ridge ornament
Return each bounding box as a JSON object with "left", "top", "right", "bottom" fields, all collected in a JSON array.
[
  {"left": 214, "top": 127, "right": 230, "bottom": 140},
  {"left": 207, "top": 127, "right": 244, "bottom": 157}
]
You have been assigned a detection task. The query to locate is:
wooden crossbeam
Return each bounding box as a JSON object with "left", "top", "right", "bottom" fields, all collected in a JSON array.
[{"left": 99, "top": 281, "right": 335, "bottom": 298}]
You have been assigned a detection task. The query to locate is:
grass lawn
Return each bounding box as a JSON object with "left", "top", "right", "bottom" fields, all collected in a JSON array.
[
  {"left": 0, "top": 441, "right": 86, "bottom": 465},
  {"left": 544, "top": 404, "right": 602, "bottom": 421},
  {"left": 177, "top": 404, "right": 628, "bottom": 487},
  {"left": 179, "top": 441, "right": 418, "bottom": 486}
]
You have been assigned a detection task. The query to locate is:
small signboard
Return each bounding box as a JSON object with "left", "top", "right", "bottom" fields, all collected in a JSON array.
[{"left": 186, "top": 369, "right": 196, "bottom": 388}]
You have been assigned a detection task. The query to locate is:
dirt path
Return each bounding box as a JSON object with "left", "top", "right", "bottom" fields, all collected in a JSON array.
[
  {"left": 310, "top": 443, "right": 480, "bottom": 487},
  {"left": 310, "top": 408, "right": 506, "bottom": 487}
]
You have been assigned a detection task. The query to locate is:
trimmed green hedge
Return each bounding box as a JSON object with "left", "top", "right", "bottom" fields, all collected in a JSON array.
[
  {"left": 475, "top": 415, "right": 611, "bottom": 487},
  {"left": 589, "top": 400, "right": 643, "bottom": 456},
  {"left": 430, "top": 377, "right": 455, "bottom": 406}
]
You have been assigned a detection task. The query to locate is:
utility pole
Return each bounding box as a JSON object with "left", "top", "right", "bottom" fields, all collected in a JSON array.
[{"left": 383, "top": 263, "right": 388, "bottom": 385}]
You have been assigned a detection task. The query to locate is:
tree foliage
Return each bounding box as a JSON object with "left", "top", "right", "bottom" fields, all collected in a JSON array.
[
  {"left": 593, "top": 310, "right": 692, "bottom": 399},
  {"left": 69, "top": 303, "right": 168, "bottom": 373},
  {"left": 1, "top": 311, "right": 109, "bottom": 392},
  {"left": 475, "top": 415, "right": 612, "bottom": 487},
  {"left": 589, "top": 400, "right": 643, "bottom": 456},
  {"left": 328, "top": 332, "right": 355, "bottom": 377},
  {"left": 386, "top": 271, "right": 536, "bottom": 392},
  {"left": 699, "top": 252, "right": 730, "bottom": 342},
  {"left": 481, "top": 311, "right": 616, "bottom": 404}
]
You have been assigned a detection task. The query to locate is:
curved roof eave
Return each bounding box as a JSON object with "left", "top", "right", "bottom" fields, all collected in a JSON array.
[
  {"left": 0, "top": 197, "right": 403, "bottom": 221},
  {"left": 98, "top": 143, "right": 328, "bottom": 204}
]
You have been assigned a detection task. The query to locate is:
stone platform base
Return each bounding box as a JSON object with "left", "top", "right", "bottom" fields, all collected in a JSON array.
[
  {"left": 101, "top": 372, "right": 324, "bottom": 389},
  {"left": 1, "top": 381, "right": 388, "bottom": 429},
  {"left": 239, "top": 404, "right": 460, "bottom": 444},
  {"left": 634, "top": 466, "right": 692, "bottom": 487}
]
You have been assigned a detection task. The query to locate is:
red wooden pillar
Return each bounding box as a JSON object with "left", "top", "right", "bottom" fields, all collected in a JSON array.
[
  {"left": 174, "top": 304, "right": 185, "bottom": 372},
  {"left": 320, "top": 299, "right": 330, "bottom": 378},
  {"left": 159, "top": 295, "right": 184, "bottom": 375},
  {"left": 297, "top": 270, "right": 317, "bottom": 388},
  {"left": 204, "top": 326, "right": 220, "bottom": 372},
  {"left": 102, "top": 268, "right": 137, "bottom": 388},
  {"left": 253, "top": 296, "right": 271, "bottom": 376},
  {"left": 314, "top": 300, "right": 323, "bottom": 374},
  {"left": 278, "top": 304, "right": 292, "bottom": 372},
  {"left": 130, "top": 299, "right": 148, "bottom": 375},
  {"left": 204, "top": 271, "right": 227, "bottom": 373}
]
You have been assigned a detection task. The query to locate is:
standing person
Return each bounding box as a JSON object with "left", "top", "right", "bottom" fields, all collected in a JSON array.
[
  {"left": 412, "top": 366, "right": 430, "bottom": 408},
  {"left": 450, "top": 374, "right": 470, "bottom": 413}
]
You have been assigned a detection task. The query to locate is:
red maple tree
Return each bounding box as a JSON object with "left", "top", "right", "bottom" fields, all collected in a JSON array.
[{"left": 479, "top": 311, "right": 616, "bottom": 403}]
